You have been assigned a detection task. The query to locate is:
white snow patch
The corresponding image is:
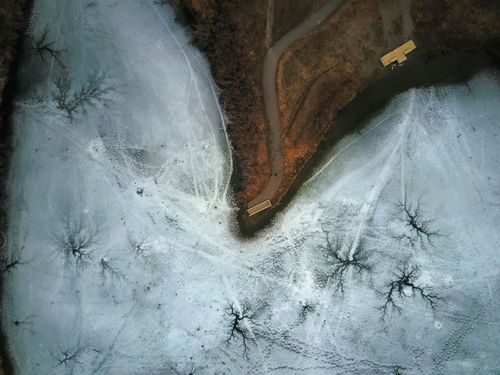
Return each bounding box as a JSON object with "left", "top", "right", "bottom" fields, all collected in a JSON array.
[{"left": 2, "top": 0, "right": 500, "bottom": 374}]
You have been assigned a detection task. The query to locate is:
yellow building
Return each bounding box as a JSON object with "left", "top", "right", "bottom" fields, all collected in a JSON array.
[{"left": 380, "top": 40, "right": 417, "bottom": 67}]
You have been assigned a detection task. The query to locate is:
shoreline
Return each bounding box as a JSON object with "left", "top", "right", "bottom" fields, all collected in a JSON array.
[
  {"left": 0, "top": 0, "right": 33, "bottom": 372},
  {"left": 248, "top": 0, "right": 346, "bottom": 209},
  {"left": 169, "top": 0, "right": 500, "bottom": 234},
  {"left": 238, "top": 49, "right": 500, "bottom": 237}
]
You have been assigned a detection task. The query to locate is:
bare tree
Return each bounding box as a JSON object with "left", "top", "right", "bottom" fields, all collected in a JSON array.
[
  {"left": 13, "top": 315, "right": 35, "bottom": 334},
  {"left": 316, "top": 233, "right": 371, "bottom": 294},
  {"left": 31, "top": 24, "right": 67, "bottom": 67},
  {"left": 379, "top": 264, "right": 442, "bottom": 319},
  {"left": 1, "top": 247, "right": 29, "bottom": 273},
  {"left": 392, "top": 365, "right": 407, "bottom": 375},
  {"left": 84, "top": 2, "right": 97, "bottom": 9},
  {"left": 128, "top": 235, "right": 151, "bottom": 260},
  {"left": 50, "top": 214, "right": 98, "bottom": 269},
  {"left": 1, "top": 231, "right": 30, "bottom": 273},
  {"left": 394, "top": 195, "right": 440, "bottom": 247},
  {"left": 165, "top": 363, "right": 202, "bottom": 375},
  {"left": 297, "top": 302, "right": 315, "bottom": 323},
  {"left": 53, "top": 347, "right": 83, "bottom": 367},
  {"left": 225, "top": 302, "right": 256, "bottom": 359},
  {"left": 99, "top": 256, "right": 127, "bottom": 284},
  {"left": 52, "top": 68, "right": 118, "bottom": 118}
]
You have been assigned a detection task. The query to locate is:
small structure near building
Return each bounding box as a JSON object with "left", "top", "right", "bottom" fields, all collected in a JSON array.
[
  {"left": 247, "top": 200, "right": 272, "bottom": 216},
  {"left": 380, "top": 40, "right": 417, "bottom": 67}
]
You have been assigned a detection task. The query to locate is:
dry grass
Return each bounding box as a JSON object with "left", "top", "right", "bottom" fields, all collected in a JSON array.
[
  {"left": 176, "top": 0, "right": 336, "bottom": 211},
  {"left": 270, "top": 0, "right": 500, "bottom": 209},
  {"left": 275, "top": 0, "right": 400, "bottom": 206},
  {"left": 270, "top": 0, "right": 326, "bottom": 44},
  {"left": 157, "top": 1, "right": 500, "bottom": 233},
  {"left": 183, "top": 0, "right": 271, "bottom": 203},
  {"left": 411, "top": 0, "right": 500, "bottom": 57},
  {"left": 175, "top": 0, "right": 500, "bottom": 232}
]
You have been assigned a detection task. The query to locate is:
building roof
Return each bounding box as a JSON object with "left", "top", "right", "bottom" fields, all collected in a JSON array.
[{"left": 380, "top": 40, "right": 417, "bottom": 67}]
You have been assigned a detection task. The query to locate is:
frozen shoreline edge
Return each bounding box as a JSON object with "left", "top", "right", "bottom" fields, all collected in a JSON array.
[{"left": 236, "top": 50, "right": 500, "bottom": 236}]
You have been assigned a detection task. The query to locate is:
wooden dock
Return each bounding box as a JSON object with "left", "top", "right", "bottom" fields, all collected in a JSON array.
[
  {"left": 247, "top": 200, "right": 272, "bottom": 216},
  {"left": 380, "top": 40, "right": 417, "bottom": 67}
]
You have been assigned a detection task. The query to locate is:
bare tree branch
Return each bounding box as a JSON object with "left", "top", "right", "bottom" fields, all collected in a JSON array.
[
  {"left": 392, "top": 365, "right": 407, "bottom": 375},
  {"left": 31, "top": 24, "right": 67, "bottom": 67},
  {"left": 99, "top": 256, "right": 127, "bottom": 284},
  {"left": 167, "top": 362, "right": 202, "bottom": 375},
  {"left": 13, "top": 315, "right": 35, "bottom": 334},
  {"left": 1, "top": 231, "right": 30, "bottom": 273},
  {"left": 52, "top": 68, "right": 118, "bottom": 118},
  {"left": 50, "top": 214, "right": 98, "bottom": 269},
  {"left": 379, "top": 264, "right": 443, "bottom": 320},
  {"left": 225, "top": 302, "right": 256, "bottom": 359},
  {"left": 394, "top": 194, "right": 441, "bottom": 247},
  {"left": 297, "top": 302, "right": 315, "bottom": 324},
  {"left": 316, "top": 233, "right": 372, "bottom": 294},
  {"left": 53, "top": 347, "right": 83, "bottom": 367}
]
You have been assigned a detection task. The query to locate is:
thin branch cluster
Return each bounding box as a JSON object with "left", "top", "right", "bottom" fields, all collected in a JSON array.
[
  {"left": 317, "top": 234, "right": 371, "bottom": 294},
  {"left": 395, "top": 196, "right": 440, "bottom": 247},
  {"left": 31, "top": 24, "right": 67, "bottom": 67},
  {"left": 129, "top": 236, "right": 151, "bottom": 260},
  {"left": 298, "top": 302, "right": 315, "bottom": 323},
  {"left": 167, "top": 363, "right": 201, "bottom": 375},
  {"left": 379, "top": 265, "right": 442, "bottom": 319},
  {"left": 52, "top": 68, "right": 117, "bottom": 118},
  {"left": 392, "top": 365, "right": 407, "bottom": 375},
  {"left": 55, "top": 348, "right": 82, "bottom": 367},
  {"left": 1, "top": 250, "right": 28, "bottom": 273},
  {"left": 1, "top": 234, "right": 29, "bottom": 273},
  {"left": 13, "top": 316, "right": 34, "bottom": 333},
  {"left": 99, "top": 256, "right": 126, "bottom": 283},
  {"left": 50, "top": 215, "right": 97, "bottom": 268},
  {"left": 225, "top": 302, "right": 255, "bottom": 358}
]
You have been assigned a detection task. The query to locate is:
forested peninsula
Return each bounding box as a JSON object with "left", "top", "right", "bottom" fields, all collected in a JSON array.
[{"left": 173, "top": 0, "right": 500, "bottom": 234}]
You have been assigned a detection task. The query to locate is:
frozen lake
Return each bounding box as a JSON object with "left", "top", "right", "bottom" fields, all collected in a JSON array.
[{"left": 2, "top": 0, "right": 500, "bottom": 374}]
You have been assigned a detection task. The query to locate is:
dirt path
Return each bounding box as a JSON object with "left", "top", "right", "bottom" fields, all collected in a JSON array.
[{"left": 248, "top": 0, "right": 346, "bottom": 209}]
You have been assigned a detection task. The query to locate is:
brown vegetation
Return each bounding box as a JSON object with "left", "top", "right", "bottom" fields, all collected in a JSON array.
[
  {"left": 411, "top": 0, "right": 500, "bottom": 58},
  {"left": 176, "top": 0, "right": 272, "bottom": 203},
  {"left": 0, "top": 0, "right": 27, "bottom": 252},
  {"left": 276, "top": 0, "right": 406, "bottom": 206},
  {"left": 0, "top": 0, "right": 27, "bottom": 245},
  {"left": 1, "top": 1, "right": 27, "bottom": 374},
  {"left": 270, "top": 0, "right": 326, "bottom": 44},
  {"left": 175, "top": 0, "right": 334, "bottom": 213},
  {"left": 0, "top": 0, "right": 26, "bottom": 108},
  {"left": 274, "top": 0, "right": 500, "bottom": 211},
  {"left": 174, "top": 0, "right": 500, "bottom": 234}
]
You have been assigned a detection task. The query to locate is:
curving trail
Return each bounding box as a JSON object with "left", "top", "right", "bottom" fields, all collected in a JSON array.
[{"left": 248, "top": 0, "right": 346, "bottom": 209}]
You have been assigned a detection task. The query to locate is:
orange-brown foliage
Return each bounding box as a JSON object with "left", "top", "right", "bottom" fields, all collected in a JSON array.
[
  {"left": 0, "top": 0, "right": 27, "bottom": 104},
  {"left": 177, "top": 0, "right": 271, "bottom": 204},
  {"left": 175, "top": 0, "right": 236, "bottom": 19}
]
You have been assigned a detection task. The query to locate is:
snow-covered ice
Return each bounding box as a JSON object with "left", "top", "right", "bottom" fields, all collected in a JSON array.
[{"left": 2, "top": 0, "right": 500, "bottom": 374}]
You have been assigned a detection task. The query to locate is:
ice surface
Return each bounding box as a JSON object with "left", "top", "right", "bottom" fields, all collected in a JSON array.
[{"left": 2, "top": 0, "right": 500, "bottom": 374}]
